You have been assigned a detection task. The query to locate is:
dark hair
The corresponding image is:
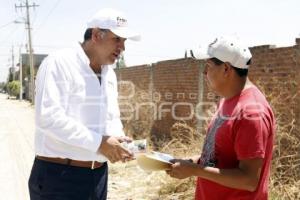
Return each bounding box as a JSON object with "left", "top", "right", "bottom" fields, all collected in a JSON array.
[
  {"left": 84, "top": 28, "right": 93, "bottom": 41},
  {"left": 232, "top": 66, "right": 248, "bottom": 77},
  {"left": 209, "top": 57, "right": 250, "bottom": 77},
  {"left": 83, "top": 28, "right": 110, "bottom": 41},
  {"left": 210, "top": 57, "right": 224, "bottom": 66}
]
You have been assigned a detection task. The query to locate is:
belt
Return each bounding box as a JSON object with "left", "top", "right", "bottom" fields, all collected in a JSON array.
[{"left": 36, "top": 156, "right": 104, "bottom": 169}]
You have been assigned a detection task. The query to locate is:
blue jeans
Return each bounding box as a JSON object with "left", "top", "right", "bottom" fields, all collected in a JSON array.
[{"left": 28, "top": 158, "right": 108, "bottom": 200}]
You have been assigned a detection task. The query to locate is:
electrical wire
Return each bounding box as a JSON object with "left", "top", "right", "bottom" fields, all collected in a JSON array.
[
  {"left": 33, "top": 0, "right": 62, "bottom": 35},
  {"left": 0, "top": 26, "right": 21, "bottom": 45},
  {"left": 0, "top": 21, "right": 14, "bottom": 29}
]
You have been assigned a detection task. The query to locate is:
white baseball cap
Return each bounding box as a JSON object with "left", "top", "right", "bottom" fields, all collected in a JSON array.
[
  {"left": 191, "top": 37, "right": 252, "bottom": 69},
  {"left": 87, "top": 8, "right": 141, "bottom": 41}
]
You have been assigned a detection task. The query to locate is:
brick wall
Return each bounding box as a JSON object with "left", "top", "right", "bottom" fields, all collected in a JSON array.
[
  {"left": 249, "top": 42, "right": 300, "bottom": 135},
  {"left": 151, "top": 59, "right": 200, "bottom": 137},
  {"left": 115, "top": 64, "right": 151, "bottom": 91},
  {"left": 116, "top": 39, "right": 300, "bottom": 139},
  {"left": 296, "top": 41, "right": 300, "bottom": 131}
]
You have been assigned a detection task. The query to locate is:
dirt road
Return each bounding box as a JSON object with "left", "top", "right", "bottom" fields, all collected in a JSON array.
[{"left": 0, "top": 94, "right": 35, "bottom": 200}]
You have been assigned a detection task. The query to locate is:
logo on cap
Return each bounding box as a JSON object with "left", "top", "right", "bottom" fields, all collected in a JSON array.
[
  {"left": 116, "top": 17, "right": 127, "bottom": 27},
  {"left": 209, "top": 38, "right": 218, "bottom": 47}
]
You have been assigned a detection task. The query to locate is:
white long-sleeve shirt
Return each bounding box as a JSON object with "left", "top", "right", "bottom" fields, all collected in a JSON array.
[{"left": 34, "top": 43, "right": 124, "bottom": 162}]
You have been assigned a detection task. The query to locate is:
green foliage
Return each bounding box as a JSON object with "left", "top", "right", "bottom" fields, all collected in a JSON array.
[
  {"left": 0, "top": 82, "right": 6, "bottom": 90},
  {"left": 7, "top": 81, "right": 20, "bottom": 97},
  {"left": 116, "top": 54, "right": 126, "bottom": 69}
]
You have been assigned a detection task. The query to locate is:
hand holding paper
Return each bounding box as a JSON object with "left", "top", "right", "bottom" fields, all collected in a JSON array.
[
  {"left": 136, "top": 151, "right": 174, "bottom": 171},
  {"left": 121, "top": 139, "right": 147, "bottom": 154}
]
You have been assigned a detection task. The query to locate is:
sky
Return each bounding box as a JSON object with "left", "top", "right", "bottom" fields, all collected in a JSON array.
[{"left": 0, "top": 0, "right": 300, "bottom": 82}]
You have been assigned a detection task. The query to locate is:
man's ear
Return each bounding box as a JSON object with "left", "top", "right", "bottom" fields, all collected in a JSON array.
[
  {"left": 91, "top": 28, "right": 100, "bottom": 42},
  {"left": 223, "top": 62, "right": 232, "bottom": 76}
]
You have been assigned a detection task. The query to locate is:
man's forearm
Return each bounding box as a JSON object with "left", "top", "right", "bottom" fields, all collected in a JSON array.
[{"left": 192, "top": 165, "right": 259, "bottom": 192}]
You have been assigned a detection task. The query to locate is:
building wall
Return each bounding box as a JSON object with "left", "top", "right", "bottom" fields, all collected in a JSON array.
[
  {"left": 151, "top": 59, "right": 200, "bottom": 137},
  {"left": 249, "top": 42, "right": 300, "bottom": 136},
  {"left": 116, "top": 39, "right": 300, "bottom": 138}
]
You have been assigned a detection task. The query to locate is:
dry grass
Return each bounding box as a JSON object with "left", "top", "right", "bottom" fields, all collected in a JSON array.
[
  {"left": 118, "top": 85, "right": 156, "bottom": 141},
  {"left": 255, "top": 77, "right": 300, "bottom": 200},
  {"left": 107, "top": 122, "right": 202, "bottom": 200},
  {"left": 115, "top": 78, "right": 300, "bottom": 199},
  {"left": 116, "top": 83, "right": 204, "bottom": 199},
  {"left": 108, "top": 160, "right": 195, "bottom": 200},
  {"left": 155, "top": 122, "right": 203, "bottom": 200}
]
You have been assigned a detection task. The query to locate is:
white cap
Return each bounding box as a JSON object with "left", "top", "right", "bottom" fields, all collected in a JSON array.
[
  {"left": 191, "top": 37, "right": 252, "bottom": 69},
  {"left": 87, "top": 8, "right": 141, "bottom": 41}
]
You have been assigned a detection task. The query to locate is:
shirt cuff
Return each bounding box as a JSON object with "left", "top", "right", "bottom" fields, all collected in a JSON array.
[{"left": 83, "top": 130, "right": 103, "bottom": 153}]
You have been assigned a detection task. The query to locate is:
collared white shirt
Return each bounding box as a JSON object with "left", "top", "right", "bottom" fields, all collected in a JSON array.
[{"left": 34, "top": 43, "right": 124, "bottom": 162}]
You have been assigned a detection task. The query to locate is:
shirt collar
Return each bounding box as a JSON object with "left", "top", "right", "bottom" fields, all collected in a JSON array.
[
  {"left": 76, "top": 42, "right": 111, "bottom": 75},
  {"left": 76, "top": 42, "right": 90, "bottom": 66}
]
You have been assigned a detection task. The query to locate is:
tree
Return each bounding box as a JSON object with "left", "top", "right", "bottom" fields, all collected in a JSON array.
[
  {"left": 7, "top": 81, "right": 20, "bottom": 98},
  {"left": 116, "top": 54, "right": 126, "bottom": 69},
  {"left": 0, "top": 82, "right": 6, "bottom": 90}
]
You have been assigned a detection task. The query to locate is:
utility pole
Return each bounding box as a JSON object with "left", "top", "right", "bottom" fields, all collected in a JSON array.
[
  {"left": 19, "top": 46, "right": 23, "bottom": 100},
  {"left": 15, "top": 0, "right": 39, "bottom": 103},
  {"left": 11, "top": 46, "right": 15, "bottom": 81}
]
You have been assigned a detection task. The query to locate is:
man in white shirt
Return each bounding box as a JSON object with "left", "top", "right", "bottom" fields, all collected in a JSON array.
[{"left": 28, "top": 8, "right": 140, "bottom": 200}]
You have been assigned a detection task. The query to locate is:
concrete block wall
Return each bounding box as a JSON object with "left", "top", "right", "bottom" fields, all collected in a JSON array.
[
  {"left": 116, "top": 39, "right": 300, "bottom": 138},
  {"left": 249, "top": 41, "right": 300, "bottom": 135}
]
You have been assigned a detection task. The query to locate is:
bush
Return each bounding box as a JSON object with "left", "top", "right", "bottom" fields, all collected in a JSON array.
[{"left": 7, "top": 81, "right": 20, "bottom": 97}]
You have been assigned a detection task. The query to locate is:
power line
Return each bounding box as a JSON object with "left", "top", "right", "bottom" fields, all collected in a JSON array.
[
  {"left": 0, "top": 26, "right": 21, "bottom": 45},
  {"left": 0, "top": 21, "right": 14, "bottom": 29},
  {"left": 34, "top": 0, "right": 62, "bottom": 35},
  {"left": 0, "top": 63, "right": 10, "bottom": 66},
  {"left": 34, "top": 44, "right": 74, "bottom": 48}
]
